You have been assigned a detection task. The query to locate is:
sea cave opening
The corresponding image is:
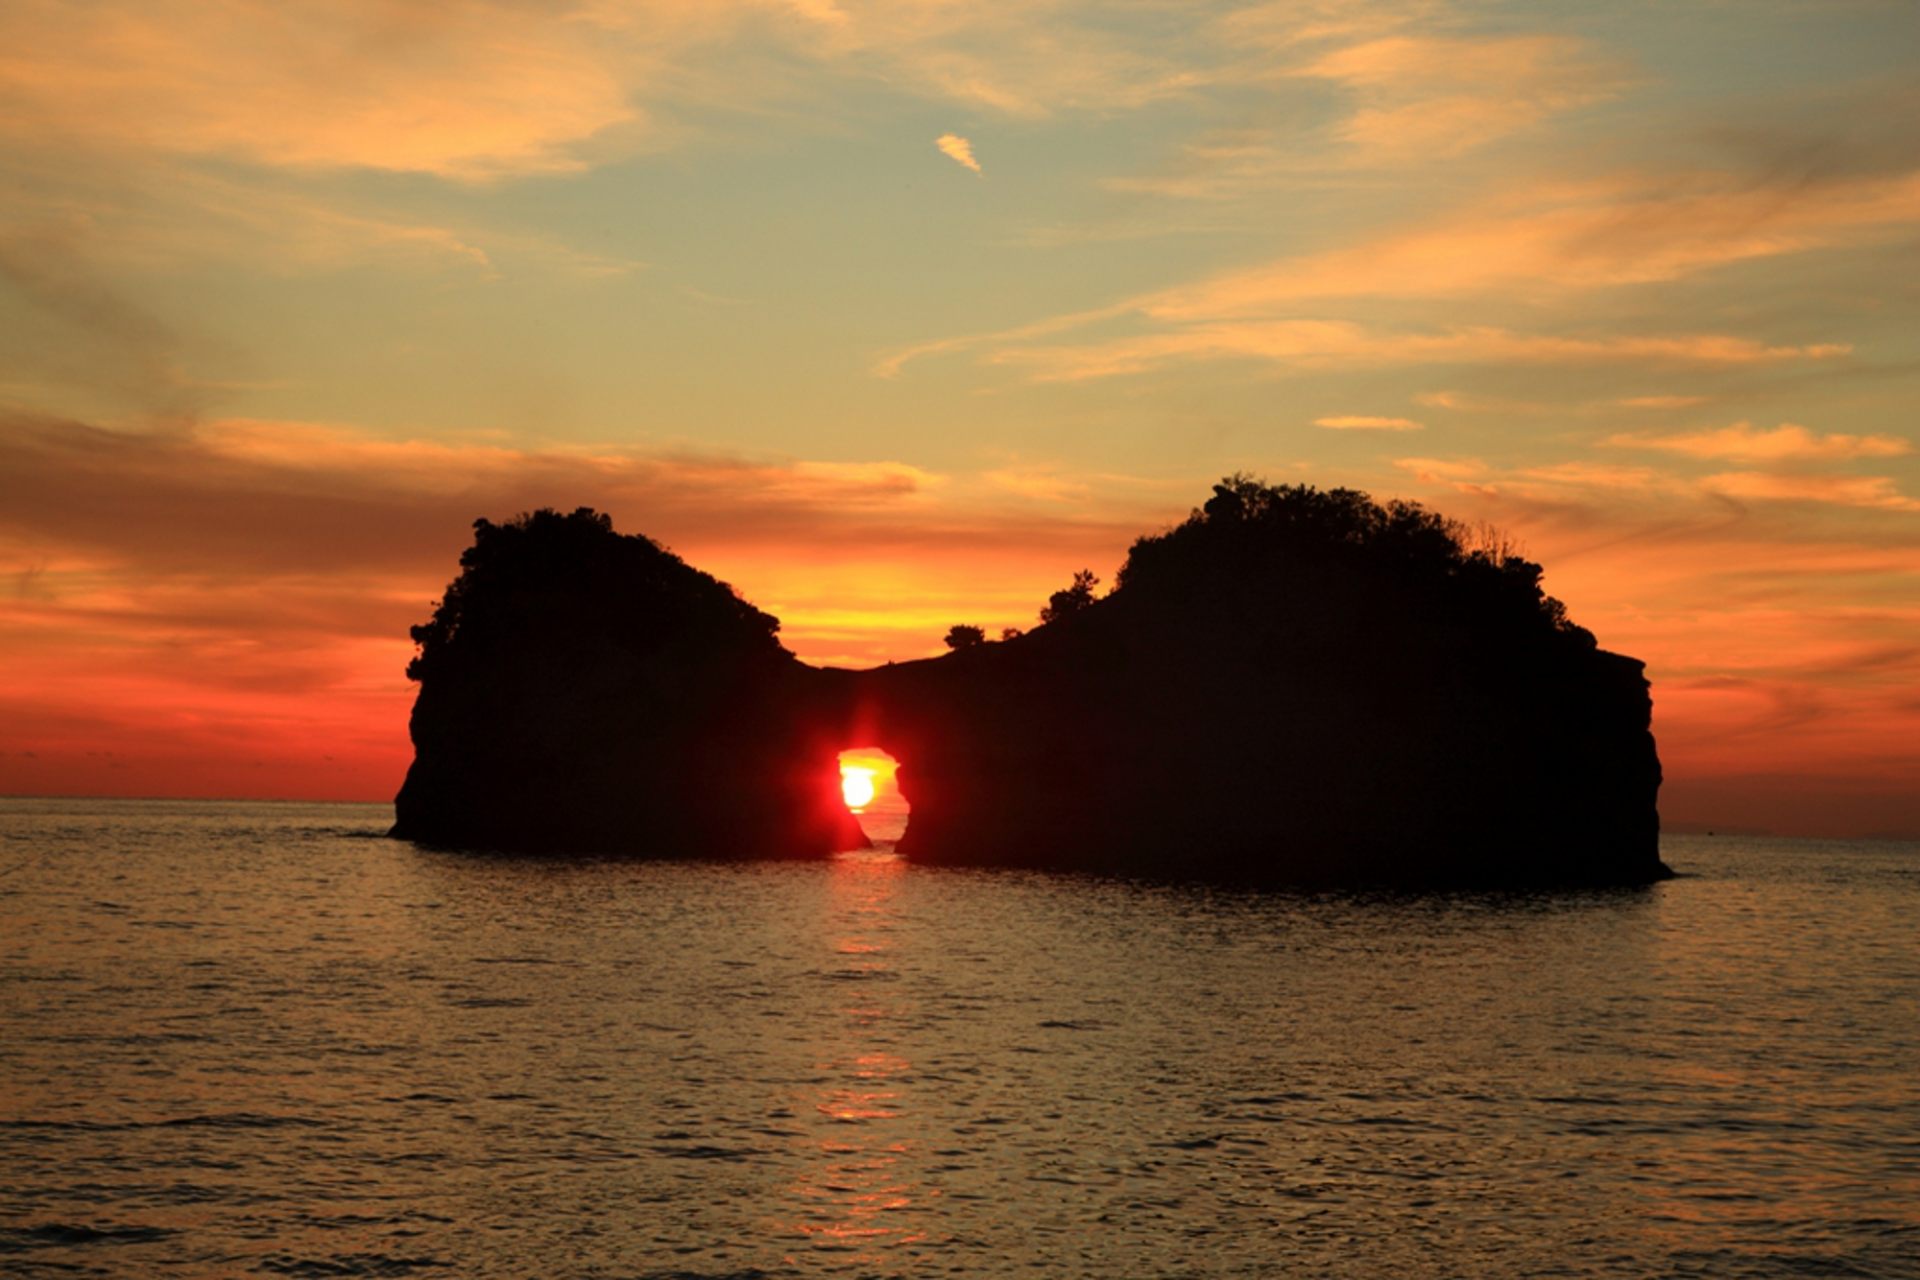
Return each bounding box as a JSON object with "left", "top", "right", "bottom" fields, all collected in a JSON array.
[{"left": 837, "top": 746, "right": 909, "bottom": 846}]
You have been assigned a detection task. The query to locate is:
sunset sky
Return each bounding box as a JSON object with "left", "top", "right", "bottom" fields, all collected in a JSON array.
[{"left": 2, "top": 0, "right": 1916, "bottom": 834}]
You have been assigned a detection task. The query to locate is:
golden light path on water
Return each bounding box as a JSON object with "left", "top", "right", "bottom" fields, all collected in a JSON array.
[{"left": 780, "top": 848, "right": 923, "bottom": 1262}]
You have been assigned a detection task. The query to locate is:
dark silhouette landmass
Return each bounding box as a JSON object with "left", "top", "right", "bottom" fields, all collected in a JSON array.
[
  {"left": 393, "top": 509, "right": 865, "bottom": 857},
  {"left": 393, "top": 478, "right": 1668, "bottom": 886}
]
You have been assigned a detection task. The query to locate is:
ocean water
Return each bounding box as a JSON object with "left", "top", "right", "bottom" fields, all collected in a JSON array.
[{"left": 2, "top": 799, "right": 1917, "bottom": 1279}]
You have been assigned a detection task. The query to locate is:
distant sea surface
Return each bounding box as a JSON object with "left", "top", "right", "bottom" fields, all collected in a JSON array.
[{"left": 3, "top": 799, "right": 1917, "bottom": 1279}]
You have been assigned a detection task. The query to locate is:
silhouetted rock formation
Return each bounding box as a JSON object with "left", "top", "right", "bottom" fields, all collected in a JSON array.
[
  {"left": 394, "top": 480, "right": 1667, "bottom": 886},
  {"left": 392, "top": 509, "right": 865, "bottom": 856}
]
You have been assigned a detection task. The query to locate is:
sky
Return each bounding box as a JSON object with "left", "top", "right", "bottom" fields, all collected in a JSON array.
[{"left": 1, "top": 0, "right": 1916, "bottom": 835}]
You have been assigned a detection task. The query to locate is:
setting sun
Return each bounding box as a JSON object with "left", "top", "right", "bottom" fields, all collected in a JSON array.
[{"left": 840, "top": 766, "right": 877, "bottom": 812}]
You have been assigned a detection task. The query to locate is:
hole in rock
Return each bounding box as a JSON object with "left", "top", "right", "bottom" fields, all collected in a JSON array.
[{"left": 837, "top": 747, "right": 909, "bottom": 845}]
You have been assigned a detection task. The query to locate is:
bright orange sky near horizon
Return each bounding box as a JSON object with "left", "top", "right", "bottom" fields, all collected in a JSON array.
[{"left": 2, "top": 1, "right": 1917, "bottom": 836}]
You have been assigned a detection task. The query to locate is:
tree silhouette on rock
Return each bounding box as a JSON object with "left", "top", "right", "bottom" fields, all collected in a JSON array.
[
  {"left": 394, "top": 507, "right": 863, "bottom": 856},
  {"left": 1039, "top": 569, "right": 1100, "bottom": 625},
  {"left": 943, "top": 624, "right": 986, "bottom": 650}
]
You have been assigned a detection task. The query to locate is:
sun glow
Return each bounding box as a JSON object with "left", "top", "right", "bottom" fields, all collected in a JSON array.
[
  {"left": 836, "top": 748, "right": 907, "bottom": 840},
  {"left": 840, "top": 765, "right": 877, "bottom": 811}
]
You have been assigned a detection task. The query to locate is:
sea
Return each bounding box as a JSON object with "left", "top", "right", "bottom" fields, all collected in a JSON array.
[{"left": 2, "top": 798, "right": 1916, "bottom": 1279}]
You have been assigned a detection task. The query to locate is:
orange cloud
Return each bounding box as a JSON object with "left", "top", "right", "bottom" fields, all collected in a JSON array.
[
  {"left": 985, "top": 320, "right": 1846, "bottom": 382},
  {"left": 1212, "top": 0, "right": 1442, "bottom": 53},
  {"left": 1415, "top": 390, "right": 1729, "bottom": 418},
  {"left": 1316, "top": 414, "right": 1422, "bottom": 430},
  {"left": 1109, "top": 23, "right": 1622, "bottom": 198},
  {"left": 761, "top": 0, "right": 1204, "bottom": 118},
  {"left": 1393, "top": 451, "right": 1920, "bottom": 513},
  {"left": 1701, "top": 471, "right": 1920, "bottom": 513},
  {"left": 979, "top": 463, "right": 1090, "bottom": 503},
  {"left": 0, "top": 1, "right": 646, "bottom": 179},
  {"left": 1393, "top": 455, "right": 1672, "bottom": 500},
  {"left": 887, "top": 159, "right": 1898, "bottom": 383},
  {"left": 1605, "top": 421, "right": 1912, "bottom": 463},
  {"left": 0, "top": 0, "right": 1211, "bottom": 185},
  {"left": 0, "top": 414, "right": 1109, "bottom": 574},
  {"left": 1295, "top": 35, "right": 1625, "bottom": 160},
  {"left": 1616, "top": 395, "right": 1709, "bottom": 410},
  {"left": 1141, "top": 168, "right": 1920, "bottom": 315},
  {"left": 0, "top": 412, "right": 1170, "bottom": 797},
  {"left": 936, "top": 133, "right": 982, "bottom": 173},
  {"left": 1414, "top": 390, "right": 1551, "bottom": 414}
]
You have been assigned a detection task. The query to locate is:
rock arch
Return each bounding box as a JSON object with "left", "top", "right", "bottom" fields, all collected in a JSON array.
[{"left": 392, "top": 485, "right": 1667, "bottom": 887}]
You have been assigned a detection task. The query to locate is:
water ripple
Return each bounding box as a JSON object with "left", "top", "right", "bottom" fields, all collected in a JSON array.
[{"left": 1, "top": 801, "right": 1916, "bottom": 1278}]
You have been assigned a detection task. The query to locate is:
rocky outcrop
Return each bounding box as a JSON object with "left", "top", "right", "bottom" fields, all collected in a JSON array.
[
  {"left": 393, "top": 481, "right": 1667, "bottom": 886},
  {"left": 391, "top": 508, "right": 865, "bottom": 857}
]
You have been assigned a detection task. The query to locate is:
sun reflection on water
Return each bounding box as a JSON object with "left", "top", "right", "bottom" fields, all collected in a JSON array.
[{"left": 779, "top": 847, "right": 929, "bottom": 1265}]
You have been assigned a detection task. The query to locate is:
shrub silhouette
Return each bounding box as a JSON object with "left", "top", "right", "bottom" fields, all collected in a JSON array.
[
  {"left": 1112, "top": 474, "right": 1595, "bottom": 649},
  {"left": 943, "top": 624, "right": 986, "bottom": 650},
  {"left": 1038, "top": 569, "right": 1100, "bottom": 625},
  {"left": 407, "top": 507, "right": 782, "bottom": 688}
]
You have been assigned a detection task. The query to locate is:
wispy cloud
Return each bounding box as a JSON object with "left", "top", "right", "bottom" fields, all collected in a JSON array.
[
  {"left": 1604, "top": 422, "right": 1912, "bottom": 463},
  {"left": 983, "top": 321, "right": 1847, "bottom": 383},
  {"left": 1212, "top": 0, "right": 1444, "bottom": 53},
  {"left": 0, "top": 410, "right": 1180, "bottom": 795},
  {"left": 1315, "top": 415, "right": 1422, "bottom": 430},
  {"left": 1108, "top": 22, "right": 1624, "bottom": 199},
  {"left": 1140, "top": 169, "right": 1920, "bottom": 317},
  {"left": 886, "top": 158, "right": 1911, "bottom": 383},
  {"left": 1392, "top": 450, "right": 1920, "bottom": 514},
  {"left": 1294, "top": 35, "right": 1626, "bottom": 161},
  {"left": 0, "top": 1, "right": 645, "bottom": 180},
  {"left": 0, "top": 412, "right": 1174, "bottom": 581},
  {"left": 1616, "top": 395, "right": 1709, "bottom": 411},
  {"left": 1702, "top": 471, "right": 1920, "bottom": 513},
  {"left": 1414, "top": 390, "right": 1550, "bottom": 415},
  {"left": 936, "top": 133, "right": 982, "bottom": 174},
  {"left": 1416, "top": 390, "right": 1729, "bottom": 418},
  {"left": 768, "top": 1, "right": 1206, "bottom": 119},
  {"left": 0, "top": 0, "right": 1210, "bottom": 183},
  {"left": 1392, "top": 455, "right": 1671, "bottom": 500}
]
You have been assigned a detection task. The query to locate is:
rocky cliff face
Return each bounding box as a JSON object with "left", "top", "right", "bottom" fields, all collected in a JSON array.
[{"left": 394, "top": 482, "right": 1666, "bottom": 886}]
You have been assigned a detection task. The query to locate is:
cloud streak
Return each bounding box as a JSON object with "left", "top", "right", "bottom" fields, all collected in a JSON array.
[
  {"left": 1605, "top": 421, "right": 1912, "bottom": 463},
  {"left": 985, "top": 321, "right": 1846, "bottom": 382},
  {"left": 1141, "top": 169, "right": 1920, "bottom": 317},
  {"left": 1391, "top": 450, "right": 1920, "bottom": 514},
  {"left": 1315, "top": 415, "right": 1422, "bottom": 431},
  {"left": 1294, "top": 35, "right": 1625, "bottom": 161},
  {"left": 1701, "top": 471, "right": 1920, "bottom": 514},
  {"left": 884, "top": 159, "right": 1913, "bottom": 384}
]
